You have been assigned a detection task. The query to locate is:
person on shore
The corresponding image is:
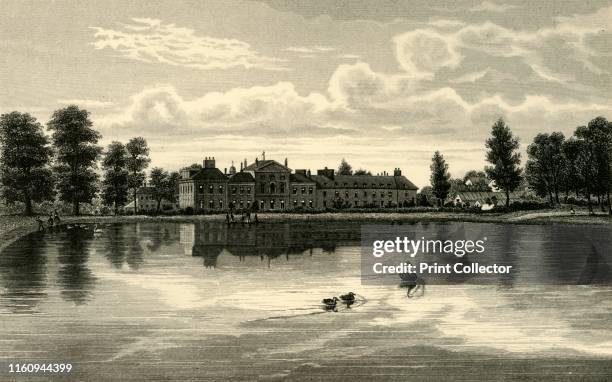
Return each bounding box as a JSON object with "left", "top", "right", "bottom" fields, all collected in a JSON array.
[
  {"left": 47, "top": 214, "right": 54, "bottom": 228},
  {"left": 246, "top": 210, "right": 251, "bottom": 224},
  {"left": 36, "top": 217, "right": 45, "bottom": 231},
  {"left": 225, "top": 212, "right": 230, "bottom": 224},
  {"left": 53, "top": 209, "right": 61, "bottom": 225}
]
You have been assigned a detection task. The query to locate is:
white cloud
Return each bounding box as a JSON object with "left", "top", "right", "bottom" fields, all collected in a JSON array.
[
  {"left": 470, "top": 1, "right": 519, "bottom": 13},
  {"left": 90, "top": 18, "right": 285, "bottom": 71},
  {"left": 58, "top": 99, "right": 114, "bottom": 108},
  {"left": 393, "top": 29, "right": 461, "bottom": 77}
]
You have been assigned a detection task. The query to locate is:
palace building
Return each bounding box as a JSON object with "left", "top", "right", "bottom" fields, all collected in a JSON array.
[{"left": 178, "top": 154, "right": 418, "bottom": 212}]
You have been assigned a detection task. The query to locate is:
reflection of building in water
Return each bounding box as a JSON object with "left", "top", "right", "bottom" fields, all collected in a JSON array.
[
  {"left": 189, "top": 222, "right": 361, "bottom": 268},
  {"left": 179, "top": 223, "right": 195, "bottom": 256}
]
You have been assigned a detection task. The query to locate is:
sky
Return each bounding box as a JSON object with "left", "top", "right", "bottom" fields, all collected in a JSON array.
[{"left": 2, "top": 0, "right": 612, "bottom": 188}]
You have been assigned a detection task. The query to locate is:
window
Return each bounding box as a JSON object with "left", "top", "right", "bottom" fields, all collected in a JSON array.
[
  {"left": 293, "top": 200, "right": 297, "bottom": 206},
  {"left": 240, "top": 200, "right": 244, "bottom": 209},
  {"left": 240, "top": 186, "right": 244, "bottom": 194},
  {"left": 199, "top": 185, "right": 204, "bottom": 193},
  {"left": 345, "top": 191, "right": 349, "bottom": 198},
  {"left": 280, "top": 175, "right": 286, "bottom": 180},
  {"left": 280, "top": 183, "right": 285, "bottom": 193},
  {"left": 323, "top": 191, "right": 327, "bottom": 197},
  {"left": 309, "top": 200, "right": 313, "bottom": 208},
  {"left": 270, "top": 199, "right": 275, "bottom": 209},
  {"left": 308, "top": 187, "right": 313, "bottom": 194},
  {"left": 335, "top": 190, "right": 339, "bottom": 197},
  {"left": 209, "top": 185, "right": 214, "bottom": 194},
  {"left": 260, "top": 183, "right": 265, "bottom": 193},
  {"left": 269, "top": 174, "right": 275, "bottom": 180},
  {"left": 209, "top": 200, "right": 214, "bottom": 209},
  {"left": 363, "top": 191, "right": 367, "bottom": 197},
  {"left": 388, "top": 191, "right": 393, "bottom": 197},
  {"left": 354, "top": 200, "right": 358, "bottom": 207},
  {"left": 270, "top": 183, "right": 276, "bottom": 193},
  {"left": 231, "top": 186, "right": 237, "bottom": 195},
  {"left": 280, "top": 200, "right": 285, "bottom": 209},
  {"left": 218, "top": 185, "right": 224, "bottom": 194},
  {"left": 354, "top": 192, "right": 358, "bottom": 198},
  {"left": 301, "top": 186, "right": 306, "bottom": 194},
  {"left": 301, "top": 200, "right": 306, "bottom": 207},
  {"left": 292, "top": 187, "right": 297, "bottom": 194},
  {"left": 259, "top": 200, "right": 264, "bottom": 210},
  {"left": 247, "top": 187, "right": 251, "bottom": 193},
  {"left": 219, "top": 200, "right": 223, "bottom": 209}
]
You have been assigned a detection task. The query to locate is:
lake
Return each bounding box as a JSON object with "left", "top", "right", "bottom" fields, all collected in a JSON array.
[{"left": 1, "top": 221, "right": 611, "bottom": 381}]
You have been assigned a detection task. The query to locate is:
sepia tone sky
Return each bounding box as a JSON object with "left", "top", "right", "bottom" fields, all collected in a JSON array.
[{"left": 2, "top": 0, "right": 612, "bottom": 187}]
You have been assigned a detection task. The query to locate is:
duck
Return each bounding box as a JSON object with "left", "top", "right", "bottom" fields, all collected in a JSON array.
[
  {"left": 93, "top": 224, "right": 104, "bottom": 234},
  {"left": 339, "top": 292, "right": 356, "bottom": 302},
  {"left": 322, "top": 297, "right": 339, "bottom": 309}
]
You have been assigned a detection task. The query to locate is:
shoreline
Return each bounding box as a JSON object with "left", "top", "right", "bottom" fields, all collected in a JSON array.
[{"left": 1, "top": 210, "right": 609, "bottom": 251}]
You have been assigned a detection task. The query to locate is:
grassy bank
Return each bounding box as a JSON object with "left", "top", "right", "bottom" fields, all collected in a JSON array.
[{"left": 1, "top": 209, "right": 609, "bottom": 251}]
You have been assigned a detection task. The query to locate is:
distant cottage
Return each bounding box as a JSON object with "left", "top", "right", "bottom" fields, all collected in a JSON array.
[{"left": 178, "top": 156, "right": 418, "bottom": 212}]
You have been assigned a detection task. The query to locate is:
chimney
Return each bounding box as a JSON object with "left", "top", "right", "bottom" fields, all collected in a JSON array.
[
  {"left": 255, "top": 158, "right": 259, "bottom": 166},
  {"left": 204, "top": 156, "right": 216, "bottom": 169},
  {"left": 229, "top": 161, "right": 236, "bottom": 175},
  {"left": 240, "top": 162, "right": 243, "bottom": 171},
  {"left": 244, "top": 158, "right": 247, "bottom": 169},
  {"left": 284, "top": 157, "right": 288, "bottom": 167},
  {"left": 224, "top": 167, "right": 227, "bottom": 174},
  {"left": 394, "top": 168, "right": 401, "bottom": 176},
  {"left": 307, "top": 169, "right": 311, "bottom": 177}
]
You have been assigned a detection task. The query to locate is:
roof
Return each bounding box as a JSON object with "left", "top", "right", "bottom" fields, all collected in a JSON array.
[
  {"left": 452, "top": 191, "right": 521, "bottom": 202},
  {"left": 190, "top": 167, "right": 227, "bottom": 181},
  {"left": 243, "top": 159, "right": 290, "bottom": 172},
  {"left": 228, "top": 171, "right": 255, "bottom": 183},
  {"left": 290, "top": 173, "right": 315, "bottom": 184},
  {"left": 311, "top": 174, "right": 417, "bottom": 190}
]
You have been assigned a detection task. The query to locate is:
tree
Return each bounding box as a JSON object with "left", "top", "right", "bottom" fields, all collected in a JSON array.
[
  {"left": 561, "top": 138, "right": 583, "bottom": 199},
  {"left": 101, "top": 142, "right": 129, "bottom": 214},
  {"left": 126, "top": 137, "right": 150, "bottom": 214},
  {"left": 429, "top": 151, "right": 451, "bottom": 207},
  {"left": 47, "top": 106, "right": 101, "bottom": 215},
  {"left": 149, "top": 167, "right": 171, "bottom": 213},
  {"left": 462, "top": 170, "right": 491, "bottom": 192},
  {"left": 0, "top": 112, "right": 54, "bottom": 215},
  {"left": 525, "top": 132, "right": 565, "bottom": 205},
  {"left": 166, "top": 171, "right": 180, "bottom": 204},
  {"left": 354, "top": 168, "right": 372, "bottom": 176},
  {"left": 337, "top": 158, "right": 353, "bottom": 175},
  {"left": 418, "top": 186, "right": 433, "bottom": 206},
  {"left": 574, "top": 117, "right": 612, "bottom": 214},
  {"left": 484, "top": 118, "right": 522, "bottom": 208}
]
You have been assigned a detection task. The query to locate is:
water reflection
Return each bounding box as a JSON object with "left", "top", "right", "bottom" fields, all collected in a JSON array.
[
  {"left": 0, "top": 232, "right": 47, "bottom": 312},
  {"left": 57, "top": 228, "right": 96, "bottom": 304},
  {"left": 181, "top": 221, "right": 360, "bottom": 268}
]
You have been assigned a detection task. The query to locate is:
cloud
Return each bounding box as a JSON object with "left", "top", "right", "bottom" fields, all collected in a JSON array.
[
  {"left": 90, "top": 18, "right": 285, "bottom": 71},
  {"left": 96, "top": 7, "right": 612, "bottom": 148},
  {"left": 393, "top": 29, "right": 461, "bottom": 77},
  {"left": 58, "top": 99, "right": 114, "bottom": 108},
  {"left": 284, "top": 46, "right": 336, "bottom": 54},
  {"left": 470, "top": 1, "right": 519, "bottom": 13}
]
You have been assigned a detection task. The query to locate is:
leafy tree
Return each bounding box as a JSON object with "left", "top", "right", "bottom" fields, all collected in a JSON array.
[
  {"left": 417, "top": 186, "right": 433, "bottom": 206},
  {"left": 149, "top": 167, "right": 175, "bottom": 213},
  {"left": 561, "top": 138, "right": 583, "bottom": 199},
  {"left": 166, "top": 171, "right": 180, "bottom": 204},
  {"left": 462, "top": 170, "right": 491, "bottom": 192},
  {"left": 354, "top": 168, "right": 372, "bottom": 176},
  {"left": 574, "top": 117, "right": 612, "bottom": 214},
  {"left": 47, "top": 106, "right": 101, "bottom": 215},
  {"left": 0, "top": 112, "right": 55, "bottom": 215},
  {"left": 337, "top": 158, "right": 353, "bottom": 175},
  {"left": 484, "top": 118, "right": 522, "bottom": 207},
  {"left": 525, "top": 132, "right": 565, "bottom": 205},
  {"left": 429, "top": 151, "right": 451, "bottom": 207},
  {"left": 126, "top": 137, "right": 150, "bottom": 214},
  {"left": 101, "top": 142, "right": 129, "bottom": 214}
]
